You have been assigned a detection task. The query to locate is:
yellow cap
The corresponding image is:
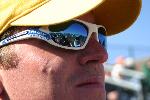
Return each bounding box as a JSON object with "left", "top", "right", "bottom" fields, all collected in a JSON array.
[{"left": 0, "top": 0, "right": 142, "bottom": 36}]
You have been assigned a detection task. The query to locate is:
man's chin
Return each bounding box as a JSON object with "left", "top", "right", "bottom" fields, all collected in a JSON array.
[{"left": 73, "top": 87, "right": 106, "bottom": 100}]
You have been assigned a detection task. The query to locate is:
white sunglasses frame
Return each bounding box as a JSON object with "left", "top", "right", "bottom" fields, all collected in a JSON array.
[{"left": 0, "top": 19, "right": 107, "bottom": 50}]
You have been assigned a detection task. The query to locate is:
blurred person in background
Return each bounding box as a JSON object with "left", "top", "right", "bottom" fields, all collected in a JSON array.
[
  {"left": 111, "top": 56, "right": 126, "bottom": 81},
  {"left": 141, "top": 58, "right": 150, "bottom": 100},
  {"left": 124, "top": 57, "right": 136, "bottom": 70}
]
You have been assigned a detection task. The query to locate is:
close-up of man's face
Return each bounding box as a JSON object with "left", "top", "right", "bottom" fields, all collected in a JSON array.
[
  {"left": 0, "top": 0, "right": 142, "bottom": 99},
  {"left": 0, "top": 12, "right": 108, "bottom": 100}
]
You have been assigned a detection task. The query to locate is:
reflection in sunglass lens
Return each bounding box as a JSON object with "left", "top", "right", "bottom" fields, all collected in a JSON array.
[
  {"left": 98, "top": 27, "right": 106, "bottom": 48},
  {"left": 49, "top": 21, "right": 88, "bottom": 47}
]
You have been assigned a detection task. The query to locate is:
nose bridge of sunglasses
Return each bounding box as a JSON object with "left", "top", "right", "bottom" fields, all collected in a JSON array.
[{"left": 89, "top": 25, "right": 99, "bottom": 41}]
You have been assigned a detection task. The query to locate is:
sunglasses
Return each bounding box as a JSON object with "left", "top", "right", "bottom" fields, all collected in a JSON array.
[{"left": 0, "top": 19, "right": 107, "bottom": 50}]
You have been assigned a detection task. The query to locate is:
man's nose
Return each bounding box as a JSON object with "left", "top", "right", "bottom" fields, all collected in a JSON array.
[{"left": 78, "top": 33, "right": 108, "bottom": 65}]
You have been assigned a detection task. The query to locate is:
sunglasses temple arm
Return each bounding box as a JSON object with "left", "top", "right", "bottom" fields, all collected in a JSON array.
[{"left": 0, "top": 30, "right": 52, "bottom": 47}]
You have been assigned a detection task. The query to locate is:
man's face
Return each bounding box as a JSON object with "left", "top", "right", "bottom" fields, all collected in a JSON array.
[{"left": 0, "top": 12, "right": 108, "bottom": 100}]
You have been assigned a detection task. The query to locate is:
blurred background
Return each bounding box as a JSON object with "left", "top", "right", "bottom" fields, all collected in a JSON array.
[{"left": 104, "top": 0, "right": 150, "bottom": 100}]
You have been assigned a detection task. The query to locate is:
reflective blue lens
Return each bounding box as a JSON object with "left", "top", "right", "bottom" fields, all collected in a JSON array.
[
  {"left": 98, "top": 33, "right": 106, "bottom": 48},
  {"left": 49, "top": 21, "right": 88, "bottom": 47},
  {"left": 98, "top": 27, "right": 106, "bottom": 48}
]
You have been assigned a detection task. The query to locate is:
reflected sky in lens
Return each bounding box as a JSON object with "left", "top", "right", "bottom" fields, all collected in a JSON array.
[
  {"left": 62, "top": 23, "right": 88, "bottom": 37},
  {"left": 49, "top": 22, "right": 88, "bottom": 47},
  {"left": 98, "top": 33, "right": 106, "bottom": 48}
]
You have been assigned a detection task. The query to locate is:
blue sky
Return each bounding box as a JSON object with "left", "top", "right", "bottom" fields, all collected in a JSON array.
[{"left": 107, "top": 0, "right": 150, "bottom": 63}]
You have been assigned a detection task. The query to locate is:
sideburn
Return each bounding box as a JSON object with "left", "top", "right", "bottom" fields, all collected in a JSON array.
[{"left": 0, "top": 45, "right": 19, "bottom": 70}]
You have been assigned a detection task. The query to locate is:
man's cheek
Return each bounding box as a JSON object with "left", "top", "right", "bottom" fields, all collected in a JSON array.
[{"left": 45, "top": 56, "right": 67, "bottom": 84}]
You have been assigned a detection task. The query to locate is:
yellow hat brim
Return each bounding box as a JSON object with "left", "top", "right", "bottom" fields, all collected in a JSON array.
[
  {"left": 10, "top": 0, "right": 104, "bottom": 27},
  {"left": 93, "top": 0, "right": 142, "bottom": 35}
]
